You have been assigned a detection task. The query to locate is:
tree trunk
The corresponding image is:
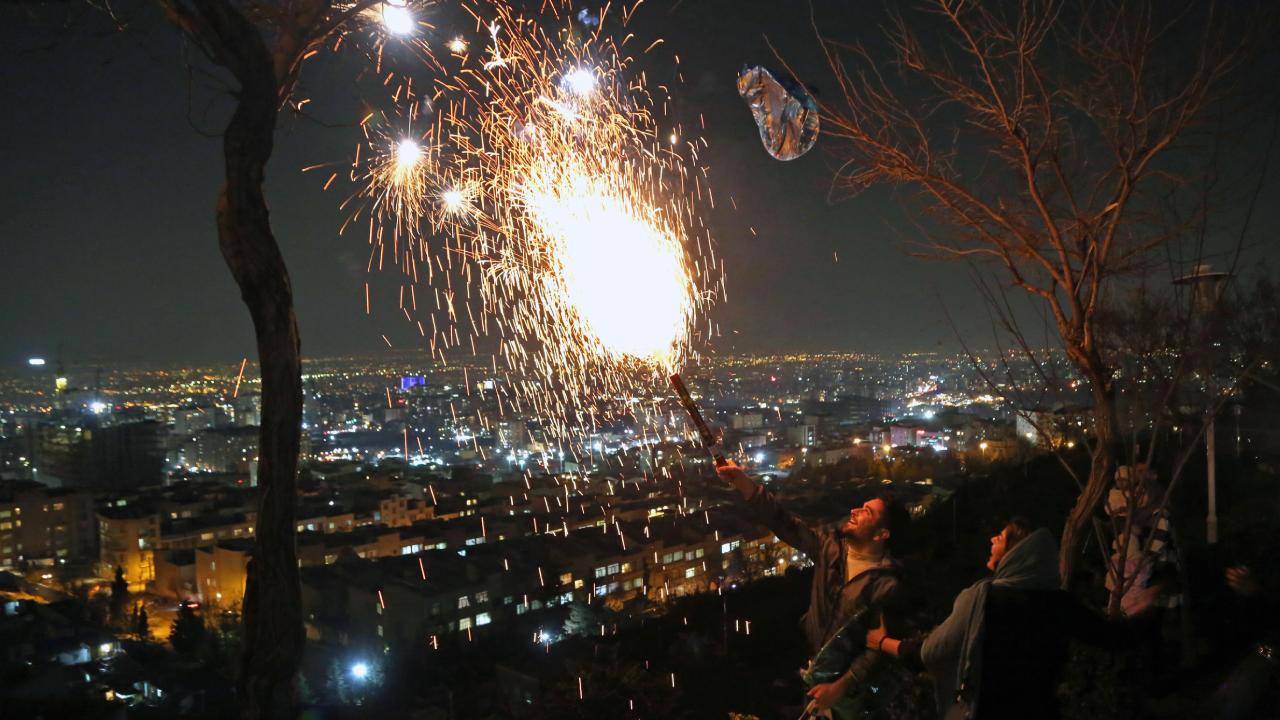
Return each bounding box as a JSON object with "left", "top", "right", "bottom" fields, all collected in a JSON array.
[
  {"left": 204, "top": 4, "right": 304, "bottom": 716},
  {"left": 1058, "top": 368, "right": 1118, "bottom": 589}
]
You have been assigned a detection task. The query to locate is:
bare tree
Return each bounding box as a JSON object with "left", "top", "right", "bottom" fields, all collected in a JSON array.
[
  {"left": 33, "top": 0, "right": 386, "bottom": 715},
  {"left": 801, "top": 0, "right": 1268, "bottom": 584}
]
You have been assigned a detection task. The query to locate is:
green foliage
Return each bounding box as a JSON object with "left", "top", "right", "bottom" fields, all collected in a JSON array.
[
  {"left": 171, "top": 602, "right": 208, "bottom": 658},
  {"left": 108, "top": 566, "right": 129, "bottom": 627},
  {"left": 562, "top": 601, "right": 608, "bottom": 638},
  {"left": 132, "top": 602, "right": 150, "bottom": 641},
  {"left": 325, "top": 657, "right": 384, "bottom": 706}
]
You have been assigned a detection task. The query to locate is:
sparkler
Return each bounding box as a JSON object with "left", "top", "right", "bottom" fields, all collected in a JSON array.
[{"left": 669, "top": 373, "right": 726, "bottom": 467}]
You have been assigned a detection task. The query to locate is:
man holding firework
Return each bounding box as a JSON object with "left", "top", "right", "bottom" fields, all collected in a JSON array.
[{"left": 718, "top": 461, "right": 910, "bottom": 718}]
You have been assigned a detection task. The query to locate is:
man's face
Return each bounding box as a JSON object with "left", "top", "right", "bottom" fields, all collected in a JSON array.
[
  {"left": 987, "top": 527, "right": 1011, "bottom": 571},
  {"left": 841, "top": 498, "right": 887, "bottom": 543}
]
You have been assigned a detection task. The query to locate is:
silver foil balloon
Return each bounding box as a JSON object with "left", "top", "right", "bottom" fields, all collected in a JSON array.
[{"left": 737, "top": 65, "right": 819, "bottom": 161}]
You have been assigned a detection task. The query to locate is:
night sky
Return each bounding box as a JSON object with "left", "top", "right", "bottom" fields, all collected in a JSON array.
[{"left": 2, "top": 1, "right": 1276, "bottom": 366}]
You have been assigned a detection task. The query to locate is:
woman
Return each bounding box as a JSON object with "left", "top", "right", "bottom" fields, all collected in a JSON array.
[{"left": 867, "top": 519, "right": 1156, "bottom": 719}]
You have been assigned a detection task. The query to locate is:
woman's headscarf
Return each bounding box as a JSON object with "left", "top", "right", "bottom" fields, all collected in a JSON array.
[{"left": 921, "top": 527, "right": 1060, "bottom": 719}]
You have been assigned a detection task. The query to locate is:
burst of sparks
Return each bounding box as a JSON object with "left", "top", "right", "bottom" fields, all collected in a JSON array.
[{"left": 332, "top": 0, "right": 723, "bottom": 452}]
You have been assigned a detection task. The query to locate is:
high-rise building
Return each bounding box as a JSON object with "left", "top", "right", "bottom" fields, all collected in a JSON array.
[
  {"left": 496, "top": 419, "right": 528, "bottom": 450},
  {"left": 35, "top": 419, "right": 166, "bottom": 491},
  {"left": 173, "top": 405, "right": 229, "bottom": 435},
  {"left": 176, "top": 426, "right": 259, "bottom": 473},
  {"left": 0, "top": 481, "right": 97, "bottom": 569},
  {"left": 232, "top": 394, "right": 262, "bottom": 427}
]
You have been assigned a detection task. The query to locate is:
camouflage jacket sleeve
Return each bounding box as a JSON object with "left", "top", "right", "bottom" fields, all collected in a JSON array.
[{"left": 843, "top": 573, "right": 903, "bottom": 688}]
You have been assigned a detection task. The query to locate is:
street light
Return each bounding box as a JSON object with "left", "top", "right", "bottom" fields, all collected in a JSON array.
[
  {"left": 350, "top": 661, "right": 370, "bottom": 681},
  {"left": 1174, "top": 262, "right": 1230, "bottom": 545}
]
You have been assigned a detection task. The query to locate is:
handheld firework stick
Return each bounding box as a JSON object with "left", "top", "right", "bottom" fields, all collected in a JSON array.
[{"left": 669, "top": 374, "right": 727, "bottom": 468}]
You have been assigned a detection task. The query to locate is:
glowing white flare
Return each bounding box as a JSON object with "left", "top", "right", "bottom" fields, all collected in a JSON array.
[
  {"left": 561, "top": 67, "right": 597, "bottom": 96},
  {"left": 382, "top": 1, "right": 415, "bottom": 36},
  {"left": 395, "top": 139, "right": 422, "bottom": 169},
  {"left": 441, "top": 188, "right": 466, "bottom": 210},
  {"left": 522, "top": 171, "right": 693, "bottom": 363}
]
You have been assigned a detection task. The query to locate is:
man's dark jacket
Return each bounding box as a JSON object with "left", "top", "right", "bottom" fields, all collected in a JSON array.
[{"left": 743, "top": 485, "right": 902, "bottom": 682}]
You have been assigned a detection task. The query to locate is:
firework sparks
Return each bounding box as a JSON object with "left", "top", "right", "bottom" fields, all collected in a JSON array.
[{"left": 334, "top": 0, "right": 722, "bottom": 451}]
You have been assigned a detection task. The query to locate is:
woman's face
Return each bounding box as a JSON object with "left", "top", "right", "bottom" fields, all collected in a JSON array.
[{"left": 987, "top": 527, "right": 1012, "bottom": 571}]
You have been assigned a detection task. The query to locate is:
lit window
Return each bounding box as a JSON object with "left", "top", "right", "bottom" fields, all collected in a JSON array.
[
  {"left": 476, "top": 591, "right": 489, "bottom": 603},
  {"left": 459, "top": 617, "right": 472, "bottom": 630},
  {"left": 684, "top": 567, "right": 697, "bottom": 579},
  {"left": 475, "top": 612, "right": 491, "bottom": 626},
  {"left": 457, "top": 596, "right": 470, "bottom": 609}
]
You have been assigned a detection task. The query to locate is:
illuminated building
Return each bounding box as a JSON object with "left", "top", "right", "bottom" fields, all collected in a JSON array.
[
  {"left": 97, "top": 505, "right": 159, "bottom": 590},
  {"left": 0, "top": 480, "right": 96, "bottom": 570},
  {"left": 196, "top": 539, "right": 252, "bottom": 610}
]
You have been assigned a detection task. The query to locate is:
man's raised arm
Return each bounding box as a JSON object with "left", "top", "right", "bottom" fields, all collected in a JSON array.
[{"left": 717, "top": 461, "right": 820, "bottom": 560}]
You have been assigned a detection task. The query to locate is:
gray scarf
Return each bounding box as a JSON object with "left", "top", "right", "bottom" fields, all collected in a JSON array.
[{"left": 920, "top": 528, "right": 1060, "bottom": 719}]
